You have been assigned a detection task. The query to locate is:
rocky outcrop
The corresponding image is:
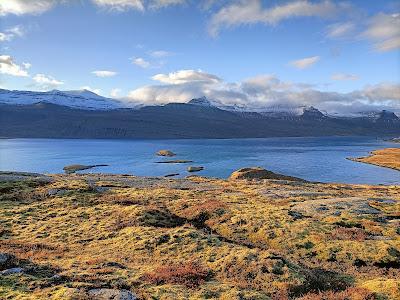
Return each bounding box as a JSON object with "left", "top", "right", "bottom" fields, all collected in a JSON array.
[
  {"left": 156, "top": 150, "right": 176, "bottom": 157},
  {"left": 88, "top": 288, "right": 137, "bottom": 300},
  {"left": 63, "top": 164, "right": 108, "bottom": 174},
  {"left": 0, "top": 267, "right": 24, "bottom": 275},
  {"left": 301, "top": 106, "right": 325, "bottom": 120},
  {"left": 187, "top": 166, "right": 204, "bottom": 172},
  {"left": 0, "top": 252, "right": 14, "bottom": 269},
  {"left": 229, "top": 167, "right": 305, "bottom": 181},
  {"left": 62, "top": 288, "right": 137, "bottom": 300}
]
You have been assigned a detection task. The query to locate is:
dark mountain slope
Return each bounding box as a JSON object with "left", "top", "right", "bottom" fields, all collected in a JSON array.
[{"left": 0, "top": 102, "right": 399, "bottom": 139}]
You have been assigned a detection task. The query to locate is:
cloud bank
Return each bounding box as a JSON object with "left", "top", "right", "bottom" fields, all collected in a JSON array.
[
  {"left": 208, "top": 0, "right": 348, "bottom": 36},
  {"left": 125, "top": 69, "right": 400, "bottom": 114},
  {"left": 0, "top": 0, "right": 187, "bottom": 15}
]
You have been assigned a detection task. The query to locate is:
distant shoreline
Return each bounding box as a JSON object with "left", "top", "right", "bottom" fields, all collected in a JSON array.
[
  {"left": 0, "top": 135, "right": 398, "bottom": 141},
  {"left": 348, "top": 147, "right": 400, "bottom": 171}
]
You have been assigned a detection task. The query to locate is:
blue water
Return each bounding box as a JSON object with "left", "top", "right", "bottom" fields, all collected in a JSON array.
[{"left": 0, "top": 137, "right": 399, "bottom": 184}]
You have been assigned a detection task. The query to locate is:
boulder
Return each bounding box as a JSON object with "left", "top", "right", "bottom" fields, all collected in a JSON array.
[
  {"left": 0, "top": 253, "right": 15, "bottom": 269},
  {"left": 87, "top": 288, "right": 137, "bottom": 300},
  {"left": 0, "top": 267, "right": 24, "bottom": 275},
  {"left": 187, "top": 166, "right": 204, "bottom": 172},
  {"left": 229, "top": 167, "right": 304, "bottom": 181},
  {"left": 156, "top": 150, "right": 176, "bottom": 157}
]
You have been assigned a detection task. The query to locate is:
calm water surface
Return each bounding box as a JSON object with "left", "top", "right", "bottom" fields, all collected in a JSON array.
[{"left": 0, "top": 137, "right": 399, "bottom": 185}]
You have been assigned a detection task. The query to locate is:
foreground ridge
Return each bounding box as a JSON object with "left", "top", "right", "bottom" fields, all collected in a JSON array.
[{"left": 0, "top": 171, "right": 399, "bottom": 299}]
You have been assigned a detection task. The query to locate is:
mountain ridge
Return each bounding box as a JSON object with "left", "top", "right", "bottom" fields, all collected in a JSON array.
[
  {"left": 1, "top": 98, "right": 399, "bottom": 139},
  {"left": 1, "top": 89, "right": 399, "bottom": 119}
]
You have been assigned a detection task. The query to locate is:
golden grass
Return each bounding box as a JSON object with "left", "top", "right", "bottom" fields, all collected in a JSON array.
[
  {"left": 0, "top": 174, "right": 399, "bottom": 299},
  {"left": 351, "top": 148, "right": 400, "bottom": 171}
]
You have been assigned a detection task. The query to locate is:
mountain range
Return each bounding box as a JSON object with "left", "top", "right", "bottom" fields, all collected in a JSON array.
[{"left": 0, "top": 89, "right": 399, "bottom": 139}]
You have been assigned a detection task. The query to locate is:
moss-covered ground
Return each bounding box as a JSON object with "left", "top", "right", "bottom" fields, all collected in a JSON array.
[{"left": 0, "top": 173, "right": 399, "bottom": 299}]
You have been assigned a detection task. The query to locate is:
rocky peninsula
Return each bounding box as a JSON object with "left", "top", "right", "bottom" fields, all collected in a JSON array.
[{"left": 349, "top": 148, "right": 400, "bottom": 171}]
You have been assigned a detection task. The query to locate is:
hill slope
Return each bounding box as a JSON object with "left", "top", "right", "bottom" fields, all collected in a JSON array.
[{"left": 1, "top": 101, "right": 399, "bottom": 138}]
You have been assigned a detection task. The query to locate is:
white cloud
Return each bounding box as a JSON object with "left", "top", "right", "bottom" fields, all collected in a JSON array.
[
  {"left": 125, "top": 69, "right": 400, "bottom": 114},
  {"left": 0, "top": 0, "right": 58, "bottom": 16},
  {"left": 22, "top": 62, "right": 32, "bottom": 69},
  {"left": 331, "top": 73, "right": 359, "bottom": 81},
  {"left": 0, "top": 55, "right": 29, "bottom": 77},
  {"left": 208, "top": 0, "right": 348, "bottom": 37},
  {"left": 149, "top": 0, "right": 186, "bottom": 9},
  {"left": 92, "top": 70, "right": 117, "bottom": 77},
  {"left": 0, "top": 0, "right": 187, "bottom": 15},
  {"left": 362, "top": 13, "right": 400, "bottom": 52},
  {"left": 91, "top": 0, "right": 145, "bottom": 11},
  {"left": 326, "top": 22, "right": 355, "bottom": 38},
  {"left": 152, "top": 69, "right": 221, "bottom": 84},
  {"left": 289, "top": 56, "right": 320, "bottom": 69},
  {"left": 33, "top": 73, "right": 64, "bottom": 89},
  {"left": 149, "top": 50, "right": 172, "bottom": 57},
  {"left": 132, "top": 57, "right": 150, "bottom": 68},
  {"left": 110, "top": 88, "right": 121, "bottom": 97},
  {"left": 0, "top": 25, "right": 25, "bottom": 42},
  {"left": 353, "top": 82, "right": 400, "bottom": 102},
  {"left": 0, "top": 33, "right": 11, "bottom": 42}
]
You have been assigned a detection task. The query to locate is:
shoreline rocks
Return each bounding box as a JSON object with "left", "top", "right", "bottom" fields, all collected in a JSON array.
[
  {"left": 63, "top": 164, "right": 108, "bottom": 174},
  {"left": 229, "top": 167, "right": 305, "bottom": 181},
  {"left": 164, "top": 173, "right": 180, "bottom": 177},
  {"left": 155, "top": 160, "right": 193, "bottom": 164},
  {"left": 187, "top": 166, "right": 204, "bottom": 172}
]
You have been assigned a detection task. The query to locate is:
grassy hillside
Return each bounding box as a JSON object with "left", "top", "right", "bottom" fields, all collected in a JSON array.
[
  {"left": 350, "top": 148, "right": 400, "bottom": 171},
  {"left": 0, "top": 173, "right": 399, "bottom": 299}
]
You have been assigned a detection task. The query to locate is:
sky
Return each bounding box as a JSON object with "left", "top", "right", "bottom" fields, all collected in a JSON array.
[{"left": 0, "top": 0, "right": 399, "bottom": 114}]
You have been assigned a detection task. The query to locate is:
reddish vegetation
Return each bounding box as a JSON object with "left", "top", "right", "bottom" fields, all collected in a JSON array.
[
  {"left": 145, "top": 261, "right": 210, "bottom": 288},
  {"left": 182, "top": 199, "right": 225, "bottom": 218},
  {"left": 329, "top": 227, "right": 368, "bottom": 241},
  {"left": 0, "top": 240, "right": 66, "bottom": 260}
]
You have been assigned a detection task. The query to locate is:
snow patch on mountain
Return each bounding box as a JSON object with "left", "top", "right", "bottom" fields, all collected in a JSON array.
[{"left": 0, "top": 89, "right": 125, "bottom": 110}]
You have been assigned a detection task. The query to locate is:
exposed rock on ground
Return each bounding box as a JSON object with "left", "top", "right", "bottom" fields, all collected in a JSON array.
[
  {"left": 88, "top": 288, "right": 137, "bottom": 300},
  {"left": 0, "top": 171, "right": 53, "bottom": 183},
  {"left": 229, "top": 167, "right": 305, "bottom": 181},
  {"left": 0, "top": 172, "right": 399, "bottom": 299}
]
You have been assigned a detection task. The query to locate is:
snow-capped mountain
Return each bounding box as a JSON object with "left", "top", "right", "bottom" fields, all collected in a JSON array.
[
  {"left": 0, "top": 89, "right": 124, "bottom": 110},
  {"left": 187, "top": 96, "right": 213, "bottom": 106}
]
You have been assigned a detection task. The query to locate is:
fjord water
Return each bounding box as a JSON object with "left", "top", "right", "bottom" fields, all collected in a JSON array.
[{"left": 0, "top": 137, "right": 399, "bottom": 185}]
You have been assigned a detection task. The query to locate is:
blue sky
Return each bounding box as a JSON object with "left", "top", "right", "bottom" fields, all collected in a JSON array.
[{"left": 0, "top": 0, "right": 399, "bottom": 113}]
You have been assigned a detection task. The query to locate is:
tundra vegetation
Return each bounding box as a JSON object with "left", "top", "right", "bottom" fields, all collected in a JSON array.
[
  {"left": 0, "top": 171, "right": 399, "bottom": 299},
  {"left": 349, "top": 148, "right": 400, "bottom": 171}
]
